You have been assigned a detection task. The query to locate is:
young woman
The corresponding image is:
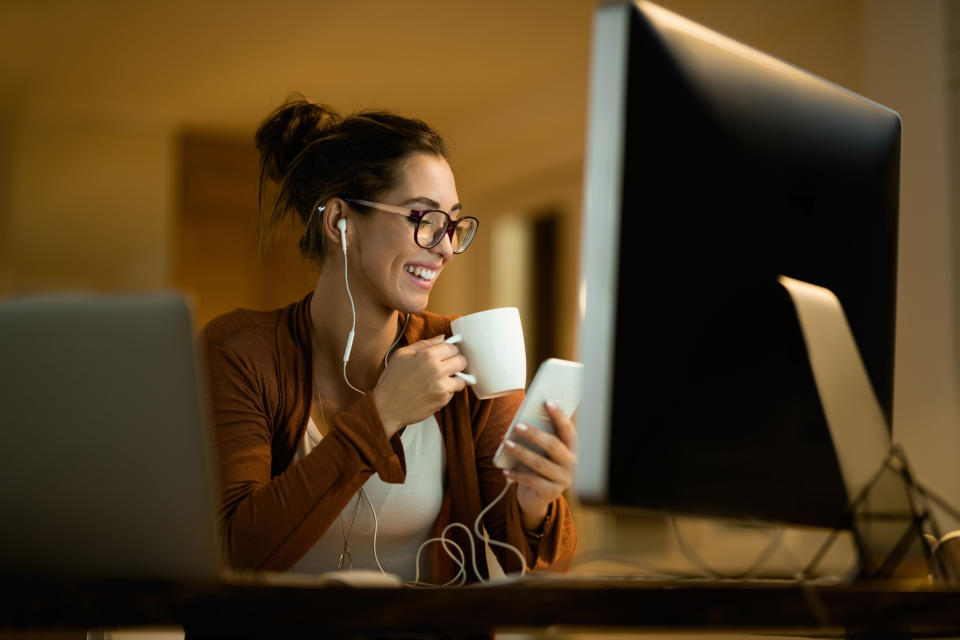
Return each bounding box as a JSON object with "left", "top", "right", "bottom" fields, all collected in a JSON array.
[{"left": 201, "top": 97, "right": 577, "bottom": 584}]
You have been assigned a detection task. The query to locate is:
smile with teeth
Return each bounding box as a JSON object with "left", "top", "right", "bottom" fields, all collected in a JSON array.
[{"left": 405, "top": 265, "right": 438, "bottom": 281}]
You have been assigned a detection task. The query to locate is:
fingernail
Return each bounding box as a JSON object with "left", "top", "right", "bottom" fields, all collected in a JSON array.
[
  {"left": 505, "top": 439, "right": 516, "bottom": 448},
  {"left": 516, "top": 423, "right": 528, "bottom": 431},
  {"left": 545, "top": 401, "right": 558, "bottom": 410}
]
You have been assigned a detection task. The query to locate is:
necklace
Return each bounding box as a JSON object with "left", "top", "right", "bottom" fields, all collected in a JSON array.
[
  {"left": 314, "top": 380, "right": 363, "bottom": 570},
  {"left": 313, "top": 312, "right": 409, "bottom": 570}
]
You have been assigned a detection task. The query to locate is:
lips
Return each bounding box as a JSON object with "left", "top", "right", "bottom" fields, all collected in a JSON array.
[
  {"left": 403, "top": 262, "right": 441, "bottom": 291},
  {"left": 404, "top": 264, "right": 439, "bottom": 281}
]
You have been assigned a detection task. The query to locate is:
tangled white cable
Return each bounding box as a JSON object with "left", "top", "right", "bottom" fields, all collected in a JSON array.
[
  {"left": 357, "top": 481, "right": 529, "bottom": 587},
  {"left": 407, "top": 482, "right": 528, "bottom": 587}
]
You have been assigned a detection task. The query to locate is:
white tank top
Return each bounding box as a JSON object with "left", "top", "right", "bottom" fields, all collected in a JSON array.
[{"left": 287, "top": 414, "right": 446, "bottom": 580}]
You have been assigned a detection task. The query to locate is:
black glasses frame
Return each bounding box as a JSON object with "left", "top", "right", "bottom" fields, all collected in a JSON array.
[{"left": 345, "top": 198, "right": 478, "bottom": 254}]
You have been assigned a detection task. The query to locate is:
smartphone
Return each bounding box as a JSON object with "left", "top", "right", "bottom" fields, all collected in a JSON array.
[{"left": 493, "top": 358, "right": 583, "bottom": 470}]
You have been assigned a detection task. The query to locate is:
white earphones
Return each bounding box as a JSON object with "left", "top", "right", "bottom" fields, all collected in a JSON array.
[
  {"left": 337, "top": 217, "right": 347, "bottom": 252},
  {"left": 335, "top": 214, "right": 361, "bottom": 391}
]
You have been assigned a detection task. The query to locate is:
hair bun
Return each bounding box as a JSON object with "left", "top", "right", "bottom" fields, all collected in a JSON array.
[
  {"left": 255, "top": 97, "right": 340, "bottom": 182},
  {"left": 255, "top": 94, "right": 448, "bottom": 262}
]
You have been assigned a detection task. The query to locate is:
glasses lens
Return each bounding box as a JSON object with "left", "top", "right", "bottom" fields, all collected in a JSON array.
[
  {"left": 415, "top": 211, "right": 477, "bottom": 253},
  {"left": 452, "top": 218, "right": 478, "bottom": 253},
  {"left": 416, "top": 211, "right": 449, "bottom": 248}
]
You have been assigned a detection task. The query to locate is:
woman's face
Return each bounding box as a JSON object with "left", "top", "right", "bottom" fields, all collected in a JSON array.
[{"left": 348, "top": 152, "right": 462, "bottom": 315}]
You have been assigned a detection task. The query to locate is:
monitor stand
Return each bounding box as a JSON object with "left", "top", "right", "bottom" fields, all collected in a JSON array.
[
  {"left": 779, "top": 276, "right": 937, "bottom": 580},
  {"left": 801, "top": 445, "right": 938, "bottom": 579}
]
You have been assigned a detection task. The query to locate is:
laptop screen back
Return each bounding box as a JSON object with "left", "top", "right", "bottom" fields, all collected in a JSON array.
[{"left": 0, "top": 293, "right": 223, "bottom": 581}]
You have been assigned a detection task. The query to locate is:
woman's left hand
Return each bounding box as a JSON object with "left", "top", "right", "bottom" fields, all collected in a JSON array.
[{"left": 502, "top": 401, "right": 579, "bottom": 531}]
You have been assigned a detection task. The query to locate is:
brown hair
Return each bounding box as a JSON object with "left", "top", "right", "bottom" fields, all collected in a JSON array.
[{"left": 254, "top": 96, "right": 448, "bottom": 260}]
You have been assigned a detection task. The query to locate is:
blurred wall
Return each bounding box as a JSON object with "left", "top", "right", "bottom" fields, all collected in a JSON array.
[
  {"left": 174, "top": 132, "right": 318, "bottom": 328},
  {"left": 1, "top": 118, "right": 173, "bottom": 293},
  {"left": 860, "top": 0, "right": 960, "bottom": 528}
]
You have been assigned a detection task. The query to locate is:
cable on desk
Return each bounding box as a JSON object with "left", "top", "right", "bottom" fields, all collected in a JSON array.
[
  {"left": 669, "top": 515, "right": 787, "bottom": 580},
  {"left": 569, "top": 550, "right": 700, "bottom": 580}
]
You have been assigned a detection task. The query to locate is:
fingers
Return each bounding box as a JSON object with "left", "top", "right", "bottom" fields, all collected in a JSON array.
[
  {"left": 425, "top": 342, "right": 462, "bottom": 361},
  {"left": 510, "top": 421, "right": 577, "bottom": 469},
  {"left": 423, "top": 340, "right": 468, "bottom": 379},
  {"left": 503, "top": 468, "right": 564, "bottom": 501},
  {"left": 453, "top": 371, "right": 476, "bottom": 385},
  {"left": 503, "top": 437, "right": 572, "bottom": 487},
  {"left": 545, "top": 401, "right": 580, "bottom": 454},
  {"left": 447, "top": 375, "right": 468, "bottom": 393},
  {"left": 395, "top": 338, "right": 466, "bottom": 376},
  {"left": 374, "top": 332, "right": 471, "bottom": 431},
  {"left": 388, "top": 331, "right": 469, "bottom": 393},
  {"left": 438, "top": 366, "right": 468, "bottom": 392},
  {"left": 404, "top": 339, "right": 461, "bottom": 362},
  {"left": 404, "top": 334, "right": 447, "bottom": 353},
  {"left": 439, "top": 354, "right": 468, "bottom": 377}
]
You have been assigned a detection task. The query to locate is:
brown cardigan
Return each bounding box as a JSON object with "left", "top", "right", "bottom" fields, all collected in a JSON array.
[{"left": 200, "top": 293, "right": 577, "bottom": 582}]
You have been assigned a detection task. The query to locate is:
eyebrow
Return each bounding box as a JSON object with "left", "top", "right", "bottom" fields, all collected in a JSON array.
[{"left": 400, "top": 197, "right": 462, "bottom": 214}]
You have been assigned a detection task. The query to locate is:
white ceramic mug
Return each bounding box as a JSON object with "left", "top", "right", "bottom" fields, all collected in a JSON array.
[
  {"left": 449, "top": 307, "right": 526, "bottom": 400},
  {"left": 933, "top": 531, "right": 960, "bottom": 583}
]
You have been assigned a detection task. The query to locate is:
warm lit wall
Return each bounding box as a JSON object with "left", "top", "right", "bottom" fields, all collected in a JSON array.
[
  {"left": 952, "top": 2, "right": 960, "bottom": 390},
  {"left": 1, "top": 118, "right": 173, "bottom": 294},
  {"left": 175, "top": 132, "right": 318, "bottom": 329},
  {"left": 861, "top": 0, "right": 960, "bottom": 527}
]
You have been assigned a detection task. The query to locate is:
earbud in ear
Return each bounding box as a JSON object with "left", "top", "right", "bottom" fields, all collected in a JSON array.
[{"left": 337, "top": 218, "right": 347, "bottom": 253}]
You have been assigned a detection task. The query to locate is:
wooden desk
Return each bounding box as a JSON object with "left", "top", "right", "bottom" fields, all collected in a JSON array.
[{"left": 3, "top": 576, "right": 960, "bottom": 638}]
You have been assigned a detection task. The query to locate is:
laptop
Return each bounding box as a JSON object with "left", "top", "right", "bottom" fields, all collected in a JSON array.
[{"left": 0, "top": 293, "right": 227, "bottom": 581}]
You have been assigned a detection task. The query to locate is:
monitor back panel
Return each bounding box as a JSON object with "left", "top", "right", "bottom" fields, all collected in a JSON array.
[{"left": 577, "top": 2, "right": 900, "bottom": 526}]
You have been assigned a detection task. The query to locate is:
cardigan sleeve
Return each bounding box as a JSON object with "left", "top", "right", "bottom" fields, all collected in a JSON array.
[
  {"left": 475, "top": 391, "right": 578, "bottom": 574},
  {"left": 204, "top": 341, "right": 406, "bottom": 571}
]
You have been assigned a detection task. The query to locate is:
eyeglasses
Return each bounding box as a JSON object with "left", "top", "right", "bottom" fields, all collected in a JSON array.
[{"left": 345, "top": 198, "right": 478, "bottom": 254}]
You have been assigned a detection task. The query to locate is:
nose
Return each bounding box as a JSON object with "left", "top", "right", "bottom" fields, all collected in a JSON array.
[{"left": 431, "top": 231, "right": 455, "bottom": 261}]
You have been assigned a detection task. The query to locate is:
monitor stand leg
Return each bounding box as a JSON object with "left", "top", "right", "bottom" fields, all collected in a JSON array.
[{"left": 801, "top": 445, "right": 938, "bottom": 581}]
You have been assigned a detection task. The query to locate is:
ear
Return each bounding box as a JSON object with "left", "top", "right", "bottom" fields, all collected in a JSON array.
[{"left": 321, "top": 198, "right": 349, "bottom": 250}]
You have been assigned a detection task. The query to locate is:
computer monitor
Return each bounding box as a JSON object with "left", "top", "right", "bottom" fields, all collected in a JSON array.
[{"left": 576, "top": 1, "right": 901, "bottom": 529}]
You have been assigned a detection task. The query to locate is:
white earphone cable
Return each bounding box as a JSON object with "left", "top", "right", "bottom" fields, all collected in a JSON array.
[
  {"left": 341, "top": 231, "right": 364, "bottom": 394},
  {"left": 339, "top": 216, "right": 409, "bottom": 394},
  {"left": 474, "top": 483, "right": 529, "bottom": 580},
  {"left": 363, "top": 489, "right": 387, "bottom": 575},
  {"left": 404, "top": 481, "right": 528, "bottom": 587},
  {"left": 331, "top": 209, "right": 528, "bottom": 586}
]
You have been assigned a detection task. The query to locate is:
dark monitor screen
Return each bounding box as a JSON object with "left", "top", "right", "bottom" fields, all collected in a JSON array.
[{"left": 575, "top": 1, "right": 901, "bottom": 528}]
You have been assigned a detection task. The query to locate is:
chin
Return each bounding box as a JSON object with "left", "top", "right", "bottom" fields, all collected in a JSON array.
[
  {"left": 403, "top": 297, "right": 430, "bottom": 315},
  {"left": 389, "top": 291, "right": 429, "bottom": 316}
]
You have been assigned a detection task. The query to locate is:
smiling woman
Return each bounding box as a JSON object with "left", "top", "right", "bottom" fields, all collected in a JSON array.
[{"left": 198, "top": 96, "right": 577, "bottom": 591}]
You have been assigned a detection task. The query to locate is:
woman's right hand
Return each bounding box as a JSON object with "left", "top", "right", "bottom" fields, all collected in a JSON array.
[{"left": 372, "top": 335, "right": 468, "bottom": 438}]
